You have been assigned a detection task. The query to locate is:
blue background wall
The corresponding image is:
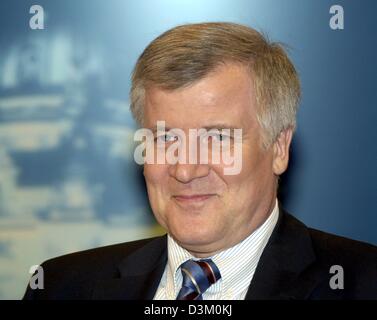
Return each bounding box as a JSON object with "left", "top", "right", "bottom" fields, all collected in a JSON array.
[{"left": 0, "top": 0, "right": 376, "bottom": 299}]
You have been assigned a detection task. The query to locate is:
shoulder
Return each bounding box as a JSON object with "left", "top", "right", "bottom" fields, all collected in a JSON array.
[
  {"left": 23, "top": 236, "right": 166, "bottom": 299},
  {"left": 309, "top": 226, "right": 377, "bottom": 255},
  {"left": 42, "top": 236, "right": 161, "bottom": 271},
  {"left": 283, "top": 212, "right": 377, "bottom": 264},
  {"left": 308, "top": 227, "right": 377, "bottom": 299},
  {"left": 307, "top": 226, "right": 377, "bottom": 275},
  {"left": 283, "top": 212, "right": 377, "bottom": 299}
]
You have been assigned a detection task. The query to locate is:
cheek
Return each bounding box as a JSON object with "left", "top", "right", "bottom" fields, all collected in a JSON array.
[
  {"left": 143, "top": 164, "right": 170, "bottom": 209},
  {"left": 144, "top": 164, "right": 167, "bottom": 184},
  {"left": 236, "top": 151, "right": 274, "bottom": 201},
  {"left": 216, "top": 147, "right": 273, "bottom": 197}
]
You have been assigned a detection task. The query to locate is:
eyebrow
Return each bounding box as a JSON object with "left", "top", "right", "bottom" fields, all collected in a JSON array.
[
  {"left": 148, "top": 126, "right": 172, "bottom": 133},
  {"left": 148, "top": 123, "right": 239, "bottom": 132},
  {"left": 202, "top": 124, "right": 239, "bottom": 131}
]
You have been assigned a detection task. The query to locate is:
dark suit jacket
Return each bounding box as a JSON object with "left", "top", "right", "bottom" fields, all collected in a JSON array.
[{"left": 23, "top": 209, "right": 377, "bottom": 300}]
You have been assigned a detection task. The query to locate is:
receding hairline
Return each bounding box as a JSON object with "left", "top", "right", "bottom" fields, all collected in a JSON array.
[
  {"left": 144, "top": 60, "right": 254, "bottom": 94},
  {"left": 141, "top": 61, "right": 259, "bottom": 123}
]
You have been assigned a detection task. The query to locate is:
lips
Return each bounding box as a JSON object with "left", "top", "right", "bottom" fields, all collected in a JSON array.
[{"left": 173, "top": 194, "right": 215, "bottom": 202}]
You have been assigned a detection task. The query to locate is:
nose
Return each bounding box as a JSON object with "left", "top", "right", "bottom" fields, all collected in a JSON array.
[
  {"left": 169, "top": 162, "right": 210, "bottom": 183},
  {"left": 167, "top": 131, "right": 211, "bottom": 183}
]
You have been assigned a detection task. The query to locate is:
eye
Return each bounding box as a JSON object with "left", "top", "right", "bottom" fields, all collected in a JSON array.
[
  {"left": 210, "top": 132, "right": 231, "bottom": 142},
  {"left": 155, "top": 133, "right": 178, "bottom": 143}
]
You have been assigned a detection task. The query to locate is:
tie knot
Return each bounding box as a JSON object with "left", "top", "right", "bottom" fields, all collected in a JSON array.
[{"left": 177, "top": 259, "right": 221, "bottom": 300}]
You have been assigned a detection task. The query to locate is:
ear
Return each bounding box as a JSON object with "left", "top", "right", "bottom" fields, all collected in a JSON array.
[{"left": 272, "top": 128, "right": 293, "bottom": 176}]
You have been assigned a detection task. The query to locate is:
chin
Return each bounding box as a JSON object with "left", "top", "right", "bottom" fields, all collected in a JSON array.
[{"left": 171, "top": 224, "right": 219, "bottom": 249}]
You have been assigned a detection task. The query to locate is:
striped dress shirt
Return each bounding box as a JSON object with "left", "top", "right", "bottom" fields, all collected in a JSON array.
[{"left": 154, "top": 199, "right": 279, "bottom": 300}]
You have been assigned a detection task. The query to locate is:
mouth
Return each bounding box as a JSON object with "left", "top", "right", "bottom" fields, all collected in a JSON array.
[{"left": 173, "top": 194, "right": 216, "bottom": 203}]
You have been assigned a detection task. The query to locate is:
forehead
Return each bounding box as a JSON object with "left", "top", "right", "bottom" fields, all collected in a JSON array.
[{"left": 144, "top": 63, "right": 258, "bottom": 129}]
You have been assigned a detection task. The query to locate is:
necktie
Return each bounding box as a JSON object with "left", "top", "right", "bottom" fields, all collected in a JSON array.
[{"left": 176, "top": 259, "right": 221, "bottom": 300}]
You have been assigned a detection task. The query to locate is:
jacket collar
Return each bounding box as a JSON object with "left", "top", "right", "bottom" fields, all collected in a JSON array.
[{"left": 245, "top": 205, "right": 320, "bottom": 300}]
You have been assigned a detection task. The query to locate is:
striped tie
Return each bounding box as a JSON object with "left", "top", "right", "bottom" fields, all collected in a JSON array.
[{"left": 176, "top": 259, "right": 221, "bottom": 300}]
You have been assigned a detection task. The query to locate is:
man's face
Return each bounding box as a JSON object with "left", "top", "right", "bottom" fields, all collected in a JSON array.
[{"left": 143, "top": 63, "right": 288, "bottom": 257}]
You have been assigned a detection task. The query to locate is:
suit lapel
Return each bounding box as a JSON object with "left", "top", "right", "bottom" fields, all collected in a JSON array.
[
  {"left": 92, "top": 235, "right": 168, "bottom": 299},
  {"left": 245, "top": 207, "right": 320, "bottom": 300}
]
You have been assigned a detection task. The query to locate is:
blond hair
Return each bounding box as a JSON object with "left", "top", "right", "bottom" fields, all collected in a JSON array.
[{"left": 130, "top": 22, "right": 300, "bottom": 147}]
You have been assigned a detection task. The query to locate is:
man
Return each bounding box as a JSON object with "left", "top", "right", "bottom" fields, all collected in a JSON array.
[{"left": 24, "top": 22, "right": 376, "bottom": 300}]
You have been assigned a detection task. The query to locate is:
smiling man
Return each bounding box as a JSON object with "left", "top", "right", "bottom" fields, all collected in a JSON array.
[
  {"left": 24, "top": 22, "right": 376, "bottom": 300},
  {"left": 141, "top": 62, "right": 282, "bottom": 260}
]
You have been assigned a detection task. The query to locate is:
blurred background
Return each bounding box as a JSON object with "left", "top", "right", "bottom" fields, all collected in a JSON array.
[{"left": 0, "top": 0, "right": 376, "bottom": 299}]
